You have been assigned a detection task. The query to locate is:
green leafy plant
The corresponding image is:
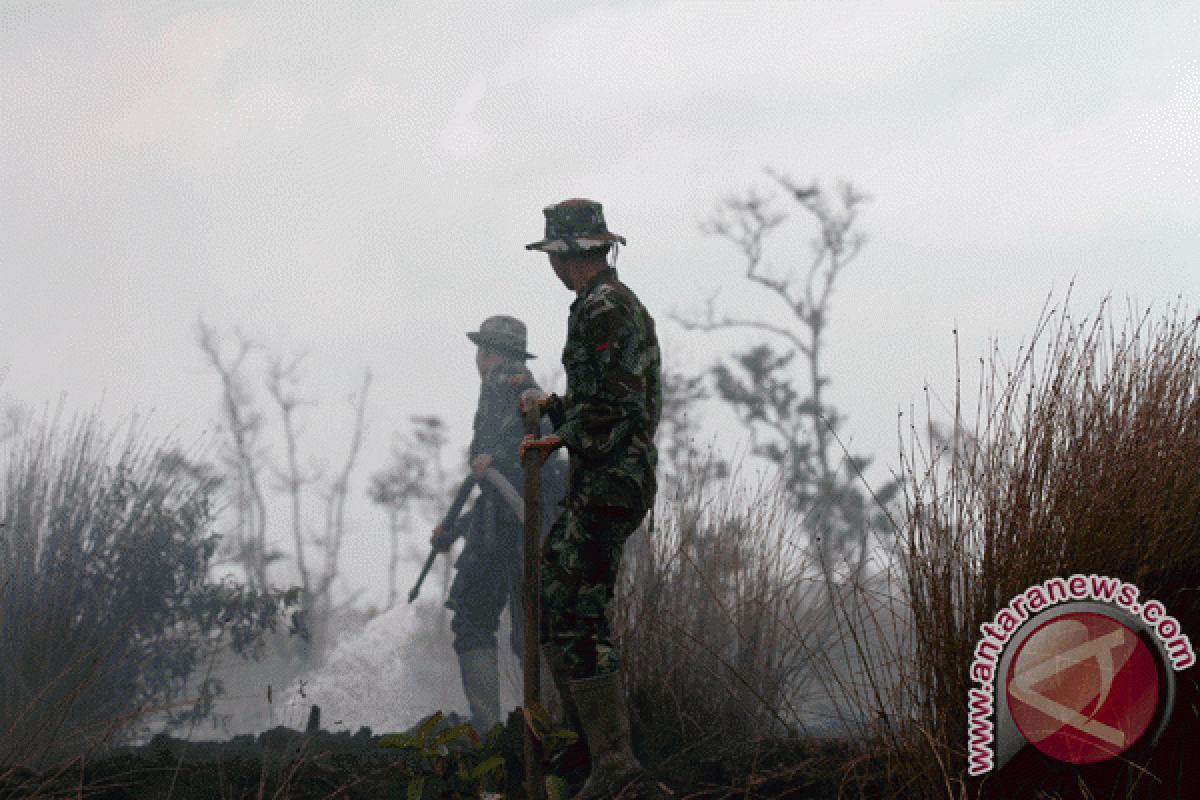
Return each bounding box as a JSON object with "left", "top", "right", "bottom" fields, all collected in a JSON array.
[
  {"left": 379, "top": 711, "right": 508, "bottom": 799},
  {"left": 522, "top": 702, "right": 579, "bottom": 800},
  {"left": 377, "top": 705, "right": 580, "bottom": 800},
  {"left": 522, "top": 702, "right": 579, "bottom": 760}
]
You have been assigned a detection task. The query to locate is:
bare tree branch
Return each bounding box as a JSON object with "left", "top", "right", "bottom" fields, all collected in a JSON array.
[
  {"left": 675, "top": 170, "right": 895, "bottom": 569},
  {"left": 195, "top": 316, "right": 271, "bottom": 591},
  {"left": 670, "top": 301, "right": 813, "bottom": 360},
  {"left": 315, "top": 369, "right": 371, "bottom": 604},
  {"left": 265, "top": 347, "right": 319, "bottom": 598}
]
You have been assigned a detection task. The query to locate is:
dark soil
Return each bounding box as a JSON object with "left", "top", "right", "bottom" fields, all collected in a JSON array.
[
  {"left": 21, "top": 697, "right": 1193, "bottom": 800},
  {"left": 0, "top": 706, "right": 866, "bottom": 800},
  {"left": 0, "top": 709, "right": 483, "bottom": 800}
]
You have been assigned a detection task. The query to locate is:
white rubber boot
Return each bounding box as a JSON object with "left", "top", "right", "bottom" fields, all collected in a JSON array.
[{"left": 457, "top": 648, "right": 500, "bottom": 733}]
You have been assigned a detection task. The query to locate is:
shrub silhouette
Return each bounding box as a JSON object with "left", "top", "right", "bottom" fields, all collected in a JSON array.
[{"left": 0, "top": 409, "right": 300, "bottom": 775}]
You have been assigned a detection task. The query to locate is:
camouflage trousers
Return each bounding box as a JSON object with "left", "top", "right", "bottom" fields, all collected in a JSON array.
[
  {"left": 540, "top": 506, "right": 647, "bottom": 681},
  {"left": 447, "top": 552, "right": 523, "bottom": 656}
]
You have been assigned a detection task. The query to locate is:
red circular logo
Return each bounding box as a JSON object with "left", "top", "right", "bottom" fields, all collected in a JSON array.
[{"left": 1005, "top": 611, "right": 1159, "bottom": 764}]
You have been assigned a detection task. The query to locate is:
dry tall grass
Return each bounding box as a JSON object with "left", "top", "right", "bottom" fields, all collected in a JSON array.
[
  {"left": 611, "top": 298, "right": 1200, "bottom": 799},
  {"left": 613, "top": 448, "right": 911, "bottom": 793},
  {"left": 897, "top": 299, "right": 1200, "bottom": 799}
]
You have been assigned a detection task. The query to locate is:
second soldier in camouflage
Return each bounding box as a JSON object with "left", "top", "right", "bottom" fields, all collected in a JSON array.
[{"left": 431, "top": 315, "right": 547, "bottom": 733}]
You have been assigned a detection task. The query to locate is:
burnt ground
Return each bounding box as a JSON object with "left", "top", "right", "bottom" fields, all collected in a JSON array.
[
  {"left": 0, "top": 709, "right": 476, "bottom": 800},
  {"left": 0, "top": 707, "right": 864, "bottom": 800},
  {"left": 7, "top": 705, "right": 1192, "bottom": 800}
]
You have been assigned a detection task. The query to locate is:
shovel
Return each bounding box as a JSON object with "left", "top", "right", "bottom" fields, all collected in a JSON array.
[{"left": 521, "top": 405, "right": 547, "bottom": 800}]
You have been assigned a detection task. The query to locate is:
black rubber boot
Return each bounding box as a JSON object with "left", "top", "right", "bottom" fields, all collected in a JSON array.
[
  {"left": 569, "top": 671, "right": 663, "bottom": 800},
  {"left": 541, "top": 644, "right": 584, "bottom": 733}
]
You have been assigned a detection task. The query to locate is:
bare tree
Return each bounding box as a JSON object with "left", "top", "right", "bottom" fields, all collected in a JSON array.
[
  {"left": 671, "top": 171, "right": 897, "bottom": 579},
  {"left": 265, "top": 357, "right": 372, "bottom": 668},
  {"left": 196, "top": 317, "right": 373, "bottom": 670},
  {"left": 409, "top": 416, "right": 449, "bottom": 520},
  {"left": 367, "top": 442, "right": 429, "bottom": 612},
  {"left": 407, "top": 415, "right": 458, "bottom": 627},
  {"left": 266, "top": 349, "right": 320, "bottom": 601},
  {"left": 195, "top": 319, "right": 281, "bottom": 592},
  {"left": 315, "top": 371, "right": 373, "bottom": 620}
]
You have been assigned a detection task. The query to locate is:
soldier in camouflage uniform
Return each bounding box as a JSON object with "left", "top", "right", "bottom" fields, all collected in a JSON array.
[
  {"left": 519, "top": 199, "right": 667, "bottom": 800},
  {"left": 430, "top": 315, "right": 547, "bottom": 733}
]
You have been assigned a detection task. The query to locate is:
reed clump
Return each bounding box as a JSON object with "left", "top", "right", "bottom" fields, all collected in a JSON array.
[
  {"left": 897, "top": 299, "right": 1200, "bottom": 799},
  {"left": 613, "top": 450, "right": 909, "bottom": 797}
]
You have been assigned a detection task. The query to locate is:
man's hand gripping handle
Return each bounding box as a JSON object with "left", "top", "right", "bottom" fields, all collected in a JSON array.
[{"left": 518, "top": 389, "right": 563, "bottom": 460}]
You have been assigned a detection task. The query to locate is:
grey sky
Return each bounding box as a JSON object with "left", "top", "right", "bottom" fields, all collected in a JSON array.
[{"left": 2, "top": 1, "right": 1197, "bottom": 611}]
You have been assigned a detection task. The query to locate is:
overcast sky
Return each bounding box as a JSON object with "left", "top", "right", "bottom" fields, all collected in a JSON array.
[{"left": 3, "top": 0, "right": 1198, "bottom": 612}]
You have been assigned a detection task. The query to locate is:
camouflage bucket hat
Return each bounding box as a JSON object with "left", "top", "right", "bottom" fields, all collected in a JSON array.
[
  {"left": 525, "top": 198, "right": 627, "bottom": 254},
  {"left": 466, "top": 315, "right": 536, "bottom": 360}
]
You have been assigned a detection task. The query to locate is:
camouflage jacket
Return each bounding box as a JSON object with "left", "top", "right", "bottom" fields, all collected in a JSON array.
[
  {"left": 544, "top": 267, "right": 662, "bottom": 510},
  {"left": 470, "top": 358, "right": 537, "bottom": 490},
  {"left": 456, "top": 359, "right": 566, "bottom": 559},
  {"left": 451, "top": 358, "right": 537, "bottom": 559}
]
